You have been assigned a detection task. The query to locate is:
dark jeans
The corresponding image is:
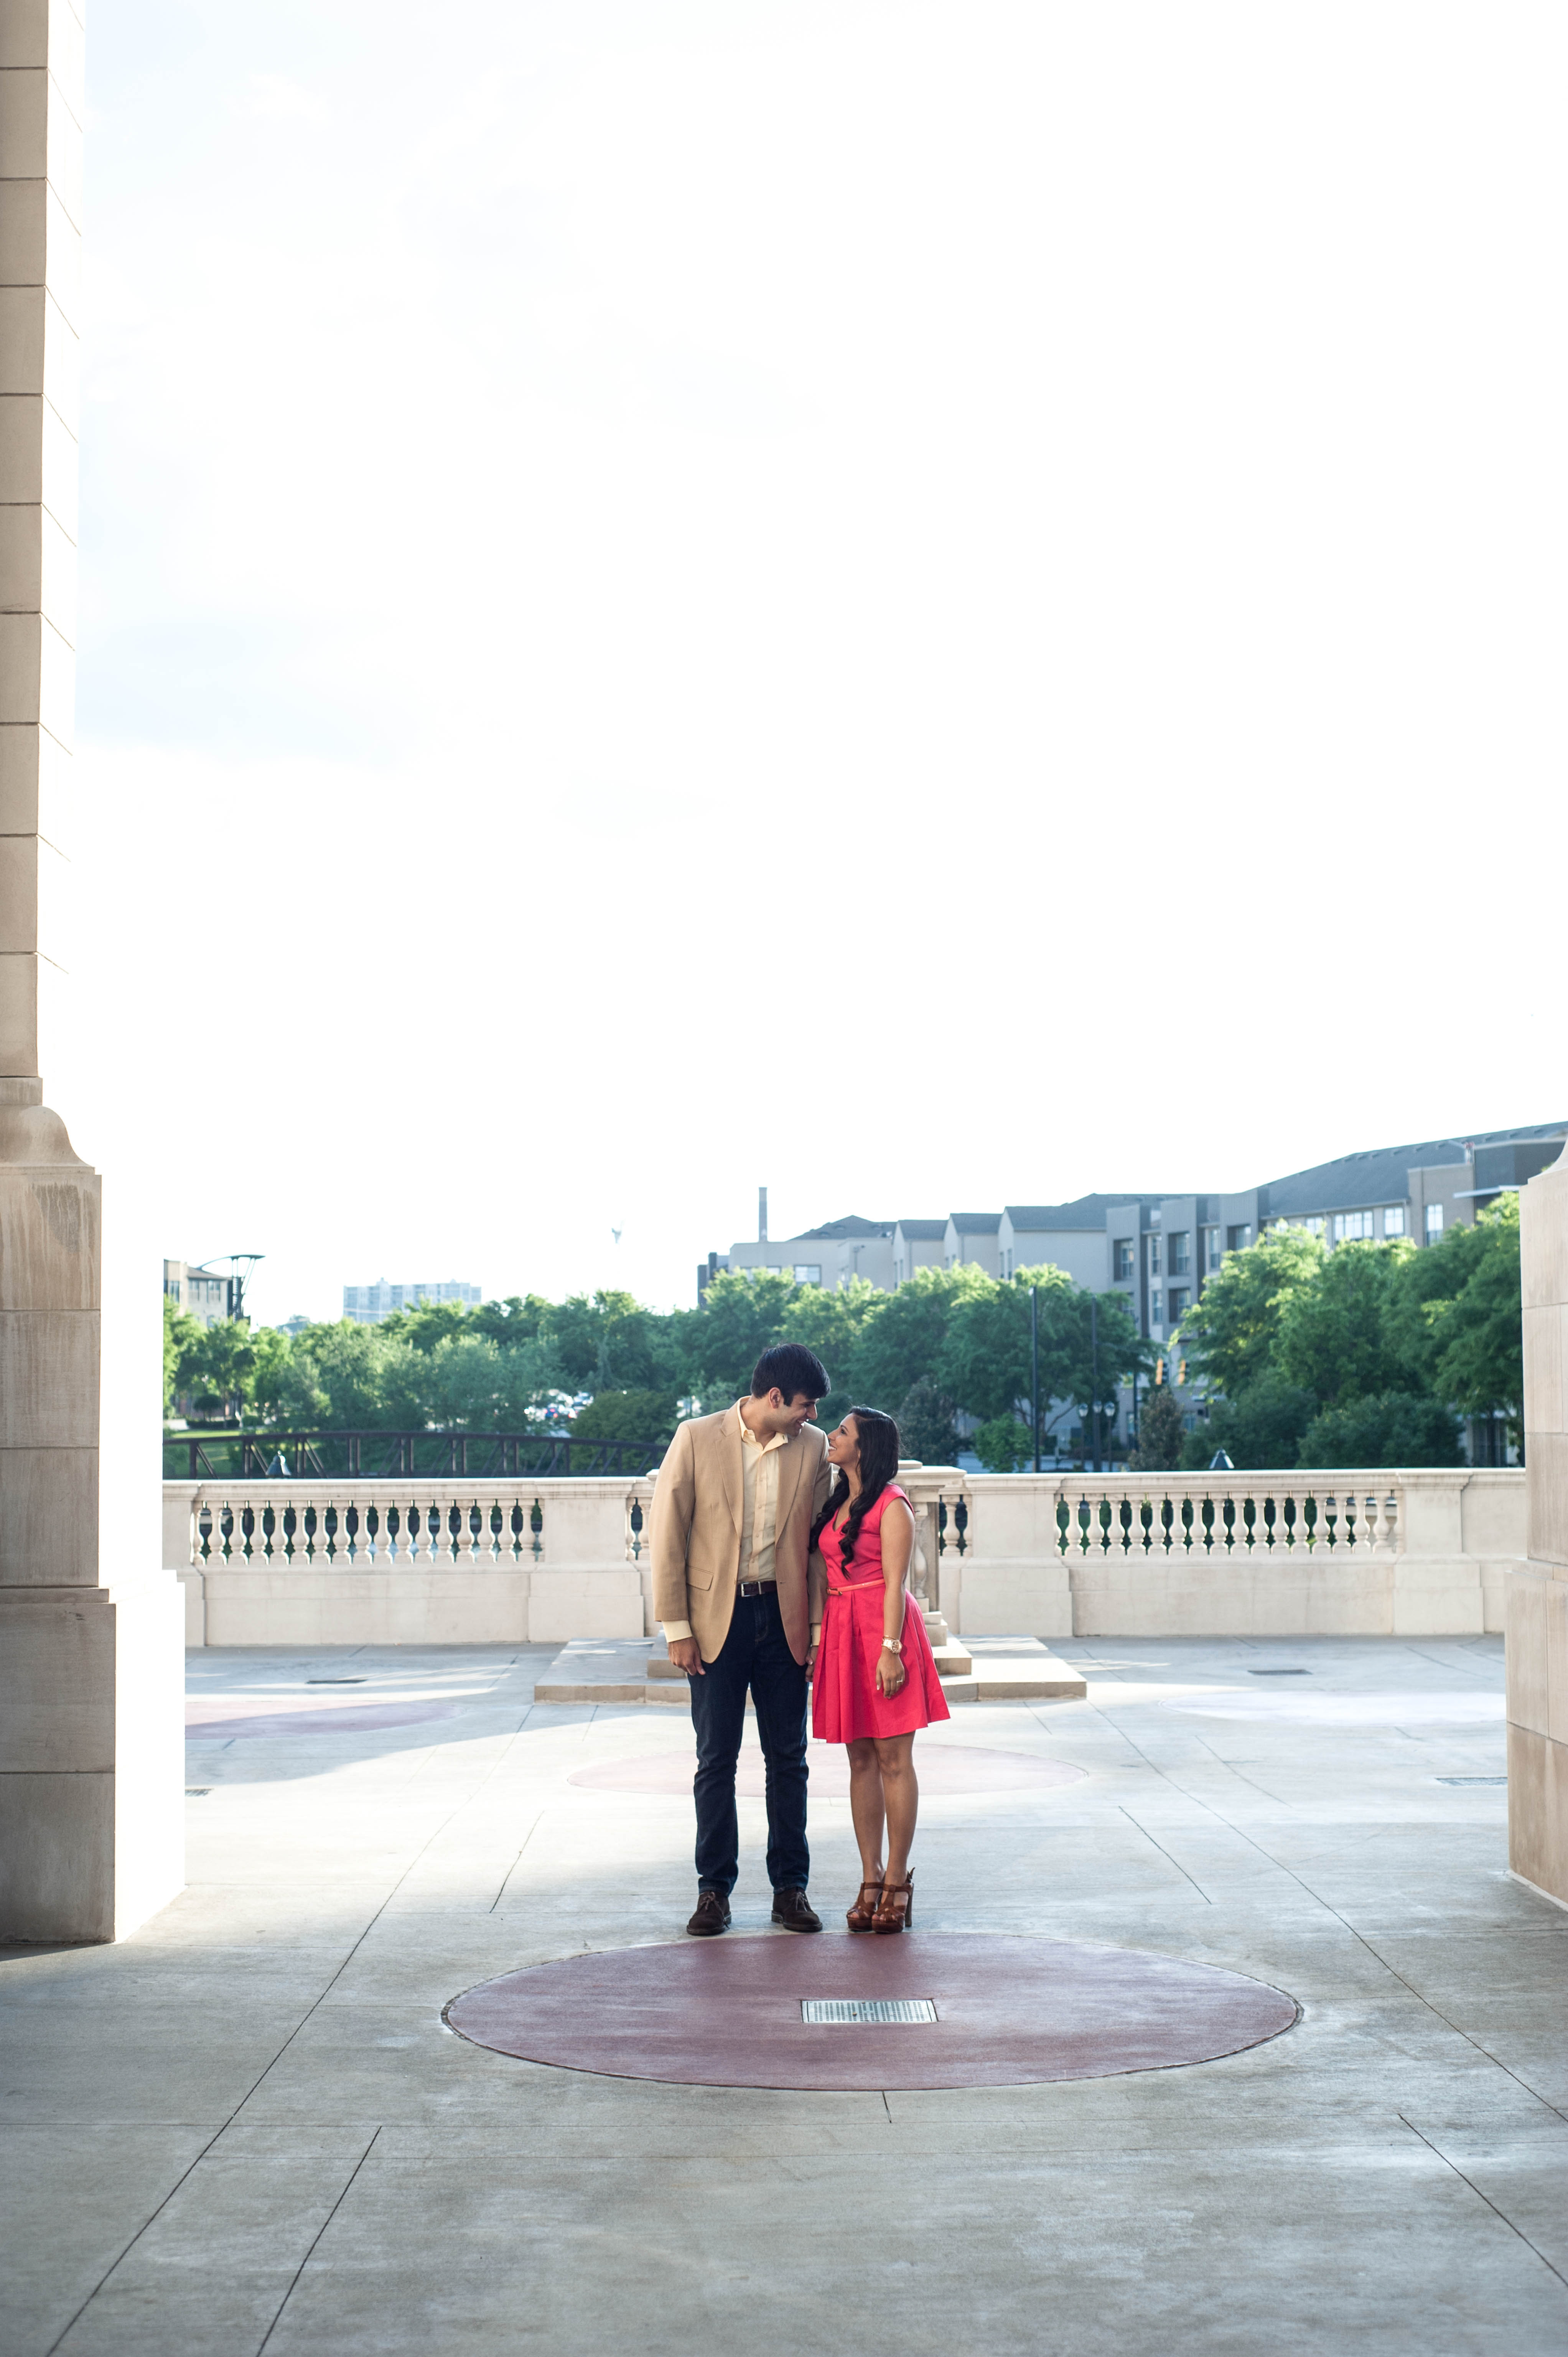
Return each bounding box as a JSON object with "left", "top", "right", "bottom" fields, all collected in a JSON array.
[{"left": 689, "top": 1586, "right": 809, "bottom": 1896}]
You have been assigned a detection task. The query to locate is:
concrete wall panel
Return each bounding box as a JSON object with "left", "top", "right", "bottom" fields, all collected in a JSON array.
[
  {"left": 0, "top": 1307, "right": 96, "bottom": 1442},
  {"left": 0, "top": 1166, "right": 99, "bottom": 1304},
  {"left": 0, "top": 1767, "right": 111, "bottom": 1942},
  {"left": 0, "top": 1443, "right": 95, "bottom": 1582}
]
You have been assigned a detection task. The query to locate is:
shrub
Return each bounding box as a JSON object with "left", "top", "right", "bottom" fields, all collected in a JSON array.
[
  {"left": 571, "top": 1389, "right": 677, "bottom": 1443},
  {"left": 974, "top": 1416, "right": 1035, "bottom": 1472},
  {"left": 1296, "top": 1390, "right": 1463, "bottom": 1468}
]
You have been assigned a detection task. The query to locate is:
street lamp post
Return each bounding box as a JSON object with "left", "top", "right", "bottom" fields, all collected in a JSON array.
[{"left": 1030, "top": 1284, "right": 1041, "bottom": 1472}]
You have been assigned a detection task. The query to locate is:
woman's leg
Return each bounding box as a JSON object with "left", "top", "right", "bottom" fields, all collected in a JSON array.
[
  {"left": 845, "top": 1739, "right": 886, "bottom": 1883},
  {"left": 873, "top": 1734, "right": 918, "bottom": 1885}
]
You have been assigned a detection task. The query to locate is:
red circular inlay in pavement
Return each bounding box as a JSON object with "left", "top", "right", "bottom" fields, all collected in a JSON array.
[
  {"left": 185, "top": 1702, "right": 456, "bottom": 1741},
  {"left": 446, "top": 1935, "right": 1297, "bottom": 2090},
  {"left": 568, "top": 1743, "right": 1087, "bottom": 1800}
]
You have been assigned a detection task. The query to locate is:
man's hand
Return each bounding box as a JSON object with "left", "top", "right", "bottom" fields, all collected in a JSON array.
[{"left": 668, "top": 1635, "right": 705, "bottom": 1678}]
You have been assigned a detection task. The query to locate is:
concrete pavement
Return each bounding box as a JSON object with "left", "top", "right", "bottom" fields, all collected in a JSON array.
[{"left": 2, "top": 1635, "right": 1564, "bottom": 2355}]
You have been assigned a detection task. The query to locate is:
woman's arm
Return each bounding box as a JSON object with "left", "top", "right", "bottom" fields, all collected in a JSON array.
[{"left": 876, "top": 1498, "right": 915, "bottom": 1696}]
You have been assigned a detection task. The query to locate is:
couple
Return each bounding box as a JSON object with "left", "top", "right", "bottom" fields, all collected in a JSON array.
[{"left": 650, "top": 1342, "right": 949, "bottom": 1939}]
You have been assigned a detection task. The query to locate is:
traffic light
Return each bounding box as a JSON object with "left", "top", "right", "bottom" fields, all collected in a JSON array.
[
  {"left": 1154, "top": 1358, "right": 1164, "bottom": 1386},
  {"left": 1178, "top": 1358, "right": 1188, "bottom": 1385}
]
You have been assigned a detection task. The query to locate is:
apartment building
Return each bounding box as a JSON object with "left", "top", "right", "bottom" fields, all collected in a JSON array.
[
  {"left": 701, "top": 1122, "right": 1565, "bottom": 1321},
  {"left": 343, "top": 1280, "right": 481, "bottom": 1325},
  {"left": 162, "top": 1260, "right": 234, "bottom": 1330}
]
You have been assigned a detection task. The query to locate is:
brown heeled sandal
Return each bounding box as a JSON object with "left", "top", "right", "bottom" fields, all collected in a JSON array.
[
  {"left": 847, "top": 1875, "right": 884, "bottom": 1933},
  {"left": 872, "top": 1870, "right": 914, "bottom": 1933}
]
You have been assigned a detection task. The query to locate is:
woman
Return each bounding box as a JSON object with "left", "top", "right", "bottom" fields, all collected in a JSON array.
[{"left": 808, "top": 1406, "right": 949, "bottom": 1933}]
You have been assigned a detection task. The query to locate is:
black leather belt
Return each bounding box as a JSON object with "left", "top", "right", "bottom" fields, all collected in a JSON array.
[{"left": 737, "top": 1579, "right": 777, "bottom": 1597}]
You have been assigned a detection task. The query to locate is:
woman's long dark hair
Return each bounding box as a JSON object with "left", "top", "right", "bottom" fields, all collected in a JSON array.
[{"left": 810, "top": 1406, "right": 902, "bottom": 1569}]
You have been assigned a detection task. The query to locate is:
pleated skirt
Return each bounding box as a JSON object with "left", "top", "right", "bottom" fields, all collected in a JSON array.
[{"left": 811, "top": 1581, "right": 952, "bottom": 1743}]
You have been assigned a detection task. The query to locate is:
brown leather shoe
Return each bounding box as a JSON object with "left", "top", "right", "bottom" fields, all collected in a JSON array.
[
  {"left": 686, "top": 1889, "right": 731, "bottom": 1936},
  {"left": 771, "top": 1887, "right": 822, "bottom": 1933}
]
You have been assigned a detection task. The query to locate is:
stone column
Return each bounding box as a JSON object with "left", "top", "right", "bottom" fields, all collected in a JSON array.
[
  {"left": 0, "top": 0, "right": 183, "bottom": 1941},
  {"left": 1511, "top": 1144, "right": 1568, "bottom": 1908}
]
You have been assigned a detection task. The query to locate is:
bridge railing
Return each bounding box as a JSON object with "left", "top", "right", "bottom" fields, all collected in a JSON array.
[{"left": 162, "top": 1429, "right": 669, "bottom": 1480}]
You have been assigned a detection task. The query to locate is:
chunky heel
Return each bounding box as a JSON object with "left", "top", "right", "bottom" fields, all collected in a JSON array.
[
  {"left": 847, "top": 1876, "right": 884, "bottom": 1933},
  {"left": 872, "top": 1869, "right": 913, "bottom": 1933}
]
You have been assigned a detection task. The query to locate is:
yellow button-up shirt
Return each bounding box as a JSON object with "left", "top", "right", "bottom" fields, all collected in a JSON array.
[
  {"left": 736, "top": 1399, "right": 789, "bottom": 1584},
  {"left": 660, "top": 1401, "right": 789, "bottom": 1643}
]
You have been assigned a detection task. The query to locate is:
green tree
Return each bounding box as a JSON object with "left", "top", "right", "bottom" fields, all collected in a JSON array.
[
  {"left": 1397, "top": 1198, "right": 1524, "bottom": 1447},
  {"left": 1297, "top": 1390, "right": 1463, "bottom": 1468},
  {"left": 1128, "top": 1383, "right": 1186, "bottom": 1472},
  {"left": 935, "top": 1276, "right": 1041, "bottom": 1422},
  {"left": 176, "top": 1318, "right": 259, "bottom": 1421},
  {"left": 1273, "top": 1239, "right": 1420, "bottom": 1409},
  {"left": 893, "top": 1377, "right": 960, "bottom": 1466},
  {"left": 163, "top": 1297, "right": 203, "bottom": 1414},
  {"left": 1031, "top": 1280, "right": 1150, "bottom": 1417},
  {"left": 571, "top": 1389, "right": 677, "bottom": 1443},
  {"left": 687, "top": 1269, "right": 800, "bottom": 1404},
  {"left": 1178, "top": 1370, "right": 1315, "bottom": 1470},
  {"left": 248, "top": 1327, "right": 295, "bottom": 1422},
  {"left": 269, "top": 1321, "right": 428, "bottom": 1430},
  {"left": 853, "top": 1265, "right": 994, "bottom": 1409},
  {"left": 779, "top": 1277, "right": 886, "bottom": 1428},
  {"left": 973, "top": 1416, "right": 1034, "bottom": 1471},
  {"left": 1181, "top": 1226, "right": 1326, "bottom": 1398}
]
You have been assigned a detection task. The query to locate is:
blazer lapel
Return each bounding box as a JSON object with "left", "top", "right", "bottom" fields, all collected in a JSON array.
[
  {"left": 714, "top": 1406, "right": 743, "bottom": 1534},
  {"left": 774, "top": 1429, "right": 807, "bottom": 1535}
]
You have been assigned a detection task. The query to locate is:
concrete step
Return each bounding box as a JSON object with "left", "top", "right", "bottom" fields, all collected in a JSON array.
[
  {"left": 936, "top": 1653, "right": 1087, "bottom": 1702},
  {"left": 931, "top": 1642, "right": 975, "bottom": 1678}
]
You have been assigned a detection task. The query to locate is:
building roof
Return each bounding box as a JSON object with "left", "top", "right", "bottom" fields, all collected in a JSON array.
[
  {"left": 894, "top": 1218, "right": 947, "bottom": 1240},
  {"left": 1259, "top": 1122, "right": 1566, "bottom": 1219},
  {"left": 1006, "top": 1195, "right": 1165, "bottom": 1230},
  {"left": 792, "top": 1214, "right": 893, "bottom": 1242},
  {"left": 948, "top": 1211, "right": 1002, "bottom": 1236}
]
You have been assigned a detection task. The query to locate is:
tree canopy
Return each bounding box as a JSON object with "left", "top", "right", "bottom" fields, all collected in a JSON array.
[
  {"left": 163, "top": 1199, "right": 1525, "bottom": 1475},
  {"left": 1177, "top": 1205, "right": 1522, "bottom": 1469}
]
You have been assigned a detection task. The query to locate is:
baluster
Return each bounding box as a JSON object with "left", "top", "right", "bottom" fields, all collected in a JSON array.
[{"left": 1377, "top": 1486, "right": 1401, "bottom": 1558}]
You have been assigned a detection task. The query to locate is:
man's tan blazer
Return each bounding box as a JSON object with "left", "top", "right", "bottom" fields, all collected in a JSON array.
[{"left": 651, "top": 1408, "right": 833, "bottom": 1665}]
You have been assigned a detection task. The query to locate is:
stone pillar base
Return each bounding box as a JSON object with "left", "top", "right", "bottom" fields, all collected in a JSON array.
[{"left": 0, "top": 1576, "right": 183, "bottom": 1943}]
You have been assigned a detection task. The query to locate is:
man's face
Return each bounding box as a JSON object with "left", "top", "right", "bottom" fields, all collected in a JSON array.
[{"left": 760, "top": 1388, "right": 819, "bottom": 1439}]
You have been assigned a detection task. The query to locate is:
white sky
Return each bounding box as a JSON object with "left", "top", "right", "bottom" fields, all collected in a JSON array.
[{"left": 57, "top": 2, "right": 1566, "bottom": 1325}]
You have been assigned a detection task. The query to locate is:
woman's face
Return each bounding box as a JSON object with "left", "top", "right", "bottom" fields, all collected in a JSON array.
[{"left": 826, "top": 1415, "right": 860, "bottom": 1471}]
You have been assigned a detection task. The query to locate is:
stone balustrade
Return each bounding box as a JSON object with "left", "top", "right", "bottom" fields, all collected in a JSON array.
[{"left": 168, "top": 1460, "right": 1524, "bottom": 1647}]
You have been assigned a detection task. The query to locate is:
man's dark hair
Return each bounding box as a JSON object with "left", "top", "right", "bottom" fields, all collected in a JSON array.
[{"left": 750, "top": 1342, "right": 830, "bottom": 1402}]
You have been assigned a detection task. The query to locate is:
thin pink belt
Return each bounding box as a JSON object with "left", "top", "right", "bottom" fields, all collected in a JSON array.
[{"left": 828, "top": 1579, "right": 886, "bottom": 1594}]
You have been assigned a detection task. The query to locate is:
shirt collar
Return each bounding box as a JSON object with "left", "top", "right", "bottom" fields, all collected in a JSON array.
[{"left": 737, "top": 1400, "right": 788, "bottom": 1454}]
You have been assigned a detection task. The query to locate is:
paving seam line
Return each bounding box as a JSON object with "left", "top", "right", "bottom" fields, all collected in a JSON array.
[
  {"left": 1396, "top": 2114, "right": 1568, "bottom": 2291},
  {"left": 256, "top": 2128, "right": 383, "bottom": 2356},
  {"left": 1043, "top": 1698, "right": 1568, "bottom": 2128}
]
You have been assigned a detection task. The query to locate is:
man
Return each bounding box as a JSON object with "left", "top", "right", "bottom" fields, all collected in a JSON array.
[{"left": 651, "top": 1343, "right": 833, "bottom": 1936}]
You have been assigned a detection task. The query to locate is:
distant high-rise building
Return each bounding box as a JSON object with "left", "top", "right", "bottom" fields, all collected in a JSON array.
[{"left": 343, "top": 1280, "right": 481, "bottom": 1325}]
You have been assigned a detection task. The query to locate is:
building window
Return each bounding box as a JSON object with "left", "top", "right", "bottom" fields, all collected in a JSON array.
[
  {"left": 1168, "top": 1288, "right": 1190, "bottom": 1322},
  {"left": 1169, "top": 1232, "right": 1191, "bottom": 1275},
  {"left": 1332, "top": 1211, "right": 1374, "bottom": 1243},
  {"left": 793, "top": 1263, "right": 821, "bottom": 1284},
  {"left": 1383, "top": 1207, "right": 1406, "bottom": 1238},
  {"left": 1425, "top": 1204, "right": 1444, "bottom": 1239},
  {"left": 1201, "top": 1226, "right": 1221, "bottom": 1272},
  {"left": 1113, "top": 1238, "right": 1134, "bottom": 1281},
  {"left": 1148, "top": 1237, "right": 1162, "bottom": 1277},
  {"left": 1226, "top": 1223, "right": 1252, "bottom": 1253}
]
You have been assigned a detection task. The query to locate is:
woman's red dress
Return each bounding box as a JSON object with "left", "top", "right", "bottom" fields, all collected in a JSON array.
[{"left": 812, "top": 1483, "right": 951, "bottom": 1743}]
